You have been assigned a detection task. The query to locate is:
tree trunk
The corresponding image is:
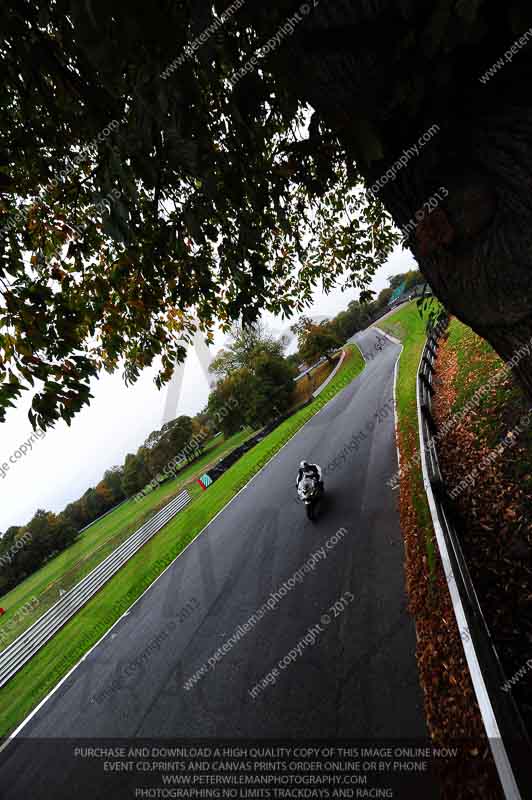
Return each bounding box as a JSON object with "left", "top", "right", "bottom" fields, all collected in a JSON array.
[
  {"left": 378, "top": 106, "right": 532, "bottom": 400},
  {"left": 259, "top": 1, "right": 532, "bottom": 400}
]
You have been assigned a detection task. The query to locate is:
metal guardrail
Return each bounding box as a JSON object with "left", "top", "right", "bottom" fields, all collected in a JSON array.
[
  {"left": 311, "top": 349, "right": 346, "bottom": 398},
  {"left": 0, "top": 489, "right": 191, "bottom": 688},
  {"left": 293, "top": 356, "right": 328, "bottom": 382},
  {"left": 417, "top": 316, "right": 532, "bottom": 799}
]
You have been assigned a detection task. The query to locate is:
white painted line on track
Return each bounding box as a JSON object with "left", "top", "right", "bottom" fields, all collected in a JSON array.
[{"left": 1, "top": 344, "right": 365, "bottom": 752}]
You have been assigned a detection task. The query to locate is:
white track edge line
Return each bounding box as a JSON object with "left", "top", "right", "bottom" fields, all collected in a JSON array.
[
  {"left": 392, "top": 343, "right": 404, "bottom": 472},
  {"left": 372, "top": 326, "right": 403, "bottom": 478},
  {"left": 1, "top": 344, "right": 365, "bottom": 752}
]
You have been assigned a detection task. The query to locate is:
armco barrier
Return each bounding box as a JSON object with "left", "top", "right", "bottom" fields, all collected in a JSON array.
[
  {"left": 312, "top": 349, "right": 346, "bottom": 398},
  {"left": 417, "top": 316, "right": 532, "bottom": 800},
  {"left": 0, "top": 489, "right": 191, "bottom": 688}
]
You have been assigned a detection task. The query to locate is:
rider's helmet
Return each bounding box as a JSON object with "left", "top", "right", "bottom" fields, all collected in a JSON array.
[{"left": 300, "top": 460, "right": 309, "bottom": 469}]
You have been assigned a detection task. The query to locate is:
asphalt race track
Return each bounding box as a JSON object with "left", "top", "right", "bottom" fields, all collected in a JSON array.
[{"left": 0, "top": 328, "right": 435, "bottom": 798}]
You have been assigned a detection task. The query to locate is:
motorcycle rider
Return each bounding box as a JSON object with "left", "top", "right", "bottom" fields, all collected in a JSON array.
[{"left": 296, "top": 460, "right": 324, "bottom": 493}]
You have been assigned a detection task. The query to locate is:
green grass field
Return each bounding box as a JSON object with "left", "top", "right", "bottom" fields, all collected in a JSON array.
[
  {"left": 0, "top": 343, "right": 364, "bottom": 737},
  {"left": 0, "top": 427, "right": 254, "bottom": 649}
]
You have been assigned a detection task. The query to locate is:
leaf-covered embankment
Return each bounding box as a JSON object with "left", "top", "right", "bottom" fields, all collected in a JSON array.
[
  {"left": 377, "top": 303, "right": 502, "bottom": 799},
  {"left": 433, "top": 319, "right": 532, "bottom": 737}
]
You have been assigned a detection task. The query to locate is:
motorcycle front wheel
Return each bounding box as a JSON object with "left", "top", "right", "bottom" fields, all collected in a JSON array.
[{"left": 306, "top": 503, "right": 314, "bottom": 521}]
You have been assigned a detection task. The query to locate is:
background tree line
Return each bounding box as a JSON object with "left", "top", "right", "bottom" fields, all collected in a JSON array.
[
  {"left": 0, "top": 322, "right": 293, "bottom": 593},
  {"left": 286, "top": 267, "right": 425, "bottom": 368},
  {"left": 0, "top": 415, "right": 201, "bottom": 595},
  {"left": 0, "top": 271, "right": 422, "bottom": 594}
]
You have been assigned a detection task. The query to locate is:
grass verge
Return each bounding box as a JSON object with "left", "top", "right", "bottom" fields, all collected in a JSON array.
[
  {"left": 376, "top": 301, "right": 437, "bottom": 579},
  {"left": 0, "top": 344, "right": 363, "bottom": 738},
  {"left": 0, "top": 428, "right": 255, "bottom": 650}
]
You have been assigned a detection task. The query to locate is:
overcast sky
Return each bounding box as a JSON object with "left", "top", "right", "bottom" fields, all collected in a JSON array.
[{"left": 0, "top": 244, "right": 415, "bottom": 531}]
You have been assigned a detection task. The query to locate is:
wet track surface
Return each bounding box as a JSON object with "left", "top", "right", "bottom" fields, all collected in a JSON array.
[{"left": 0, "top": 328, "right": 434, "bottom": 798}]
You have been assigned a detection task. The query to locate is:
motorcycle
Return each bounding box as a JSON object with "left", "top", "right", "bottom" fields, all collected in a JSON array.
[{"left": 297, "top": 475, "right": 323, "bottom": 520}]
